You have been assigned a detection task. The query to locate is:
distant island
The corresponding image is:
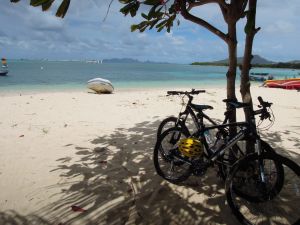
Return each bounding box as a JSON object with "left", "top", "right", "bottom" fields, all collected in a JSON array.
[
  {"left": 11, "top": 58, "right": 170, "bottom": 64},
  {"left": 191, "top": 55, "right": 300, "bottom": 69},
  {"left": 101, "top": 58, "right": 169, "bottom": 64}
]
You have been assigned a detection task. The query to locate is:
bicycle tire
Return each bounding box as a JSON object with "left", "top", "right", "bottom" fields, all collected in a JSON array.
[
  {"left": 153, "top": 127, "right": 192, "bottom": 183},
  {"left": 226, "top": 152, "right": 300, "bottom": 225},
  {"left": 156, "top": 116, "right": 190, "bottom": 139}
]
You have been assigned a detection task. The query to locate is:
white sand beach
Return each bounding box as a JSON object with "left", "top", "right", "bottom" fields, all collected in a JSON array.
[{"left": 0, "top": 86, "right": 299, "bottom": 224}]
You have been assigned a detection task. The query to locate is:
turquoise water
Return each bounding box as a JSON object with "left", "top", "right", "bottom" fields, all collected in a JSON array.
[{"left": 1, "top": 60, "right": 299, "bottom": 92}]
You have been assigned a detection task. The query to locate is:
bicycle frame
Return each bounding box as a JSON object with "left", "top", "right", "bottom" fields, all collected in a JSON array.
[
  {"left": 172, "top": 120, "right": 259, "bottom": 169},
  {"left": 176, "top": 103, "right": 231, "bottom": 133}
]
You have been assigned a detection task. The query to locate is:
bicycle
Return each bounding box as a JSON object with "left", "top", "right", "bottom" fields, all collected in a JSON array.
[
  {"left": 157, "top": 89, "right": 262, "bottom": 179},
  {"left": 154, "top": 96, "right": 300, "bottom": 224},
  {"left": 153, "top": 96, "right": 281, "bottom": 182}
]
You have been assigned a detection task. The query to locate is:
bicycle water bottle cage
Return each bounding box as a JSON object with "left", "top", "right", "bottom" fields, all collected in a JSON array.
[
  {"left": 191, "top": 104, "right": 213, "bottom": 111},
  {"left": 223, "top": 99, "right": 250, "bottom": 109}
]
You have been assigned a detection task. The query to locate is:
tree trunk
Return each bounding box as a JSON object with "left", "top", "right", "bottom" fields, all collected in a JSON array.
[
  {"left": 240, "top": 0, "right": 258, "bottom": 111},
  {"left": 227, "top": 21, "right": 238, "bottom": 135},
  {"left": 240, "top": 0, "right": 258, "bottom": 153}
]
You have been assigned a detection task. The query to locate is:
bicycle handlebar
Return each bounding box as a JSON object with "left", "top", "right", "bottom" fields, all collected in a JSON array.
[
  {"left": 257, "top": 96, "right": 272, "bottom": 108},
  {"left": 255, "top": 96, "right": 273, "bottom": 120},
  {"left": 167, "top": 89, "right": 206, "bottom": 96}
]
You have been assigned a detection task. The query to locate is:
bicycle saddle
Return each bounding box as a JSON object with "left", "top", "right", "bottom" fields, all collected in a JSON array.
[
  {"left": 191, "top": 103, "right": 213, "bottom": 111},
  {"left": 223, "top": 99, "right": 250, "bottom": 108}
]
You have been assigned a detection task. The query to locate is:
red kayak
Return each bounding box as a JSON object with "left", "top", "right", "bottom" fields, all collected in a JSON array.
[{"left": 264, "top": 78, "right": 300, "bottom": 90}]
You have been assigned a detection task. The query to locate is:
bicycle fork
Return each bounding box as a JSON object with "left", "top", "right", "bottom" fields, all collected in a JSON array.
[{"left": 256, "top": 139, "right": 266, "bottom": 183}]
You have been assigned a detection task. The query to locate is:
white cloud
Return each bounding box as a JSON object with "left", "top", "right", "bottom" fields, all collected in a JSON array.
[
  {"left": 265, "top": 21, "right": 295, "bottom": 34},
  {"left": 0, "top": 0, "right": 300, "bottom": 62}
]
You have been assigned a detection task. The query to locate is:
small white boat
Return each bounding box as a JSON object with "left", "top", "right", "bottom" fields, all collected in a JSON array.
[{"left": 87, "top": 78, "right": 114, "bottom": 94}]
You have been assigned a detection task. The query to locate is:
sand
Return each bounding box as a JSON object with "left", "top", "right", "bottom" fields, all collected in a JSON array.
[{"left": 0, "top": 86, "right": 299, "bottom": 224}]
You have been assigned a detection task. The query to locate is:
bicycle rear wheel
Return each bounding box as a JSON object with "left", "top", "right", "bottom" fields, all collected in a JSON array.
[
  {"left": 153, "top": 127, "right": 192, "bottom": 183},
  {"left": 226, "top": 152, "right": 300, "bottom": 225}
]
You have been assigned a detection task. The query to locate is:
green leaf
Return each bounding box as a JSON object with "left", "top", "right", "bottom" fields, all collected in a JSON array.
[
  {"left": 139, "top": 25, "right": 148, "bottom": 32},
  {"left": 55, "top": 0, "right": 70, "bottom": 18},
  {"left": 131, "top": 24, "right": 139, "bottom": 32},
  {"left": 141, "top": 13, "right": 149, "bottom": 20},
  {"left": 30, "top": 0, "right": 49, "bottom": 6},
  {"left": 155, "top": 19, "right": 167, "bottom": 28},
  {"left": 129, "top": 1, "right": 140, "bottom": 17},
  {"left": 120, "top": 3, "right": 132, "bottom": 16},
  {"left": 143, "top": 0, "right": 160, "bottom": 6},
  {"left": 120, "top": 2, "right": 138, "bottom": 16},
  {"left": 129, "top": 8, "right": 137, "bottom": 17},
  {"left": 154, "top": 6, "right": 163, "bottom": 17},
  {"left": 119, "top": 0, "right": 133, "bottom": 3},
  {"left": 157, "top": 26, "right": 164, "bottom": 32},
  {"left": 148, "top": 5, "right": 157, "bottom": 19},
  {"left": 149, "top": 18, "right": 159, "bottom": 29},
  {"left": 42, "top": 0, "right": 54, "bottom": 11}
]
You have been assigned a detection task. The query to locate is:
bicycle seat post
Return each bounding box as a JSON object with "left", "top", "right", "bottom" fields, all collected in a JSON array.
[{"left": 188, "top": 94, "right": 193, "bottom": 104}]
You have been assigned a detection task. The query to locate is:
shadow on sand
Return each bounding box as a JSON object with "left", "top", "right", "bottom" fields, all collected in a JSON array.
[{"left": 1, "top": 119, "right": 299, "bottom": 225}]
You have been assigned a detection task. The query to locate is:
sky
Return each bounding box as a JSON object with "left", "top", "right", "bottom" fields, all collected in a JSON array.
[{"left": 0, "top": 0, "right": 299, "bottom": 63}]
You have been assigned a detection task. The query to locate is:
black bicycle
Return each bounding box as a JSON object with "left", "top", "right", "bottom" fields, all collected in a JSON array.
[
  {"left": 154, "top": 96, "right": 300, "bottom": 224},
  {"left": 157, "top": 89, "right": 263, "bottom": 179}
]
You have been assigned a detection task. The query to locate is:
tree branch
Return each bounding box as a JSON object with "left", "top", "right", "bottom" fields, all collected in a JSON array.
[
  {"left": 180, "top": 0, "right": 229, "bottom": 43},
  {"left": 239, "top": 0, "right": 248, "bottom": 18},
  {"left": 103, "top": 0, "right": 114, "bottom": 22},
  {"left": 218, "top": 3, "right": 228, "bottom": 22},
  {"left": 242, "top": 0, "right": 248, "bottom": 12}
]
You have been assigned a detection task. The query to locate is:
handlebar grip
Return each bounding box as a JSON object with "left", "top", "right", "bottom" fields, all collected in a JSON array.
[
  {"left": 257, "top": 96, "right": 272, "bottom": 107},
  {"left": 167, "top": 91, "right": 179, "bottom": 95},
  {"left": 257, "top": 96, "right": 264, "bottom": 105},
  {"left": 167, "top": 90, "right": 206, "bottom": 96},
  {"left": 193, "top": 90, "right": 206, "bottom": 94}
]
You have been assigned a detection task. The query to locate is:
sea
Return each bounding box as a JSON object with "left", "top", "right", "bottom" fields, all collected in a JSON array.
[{"left": 1, "top": 60, "right": 299, "bottom": 93}]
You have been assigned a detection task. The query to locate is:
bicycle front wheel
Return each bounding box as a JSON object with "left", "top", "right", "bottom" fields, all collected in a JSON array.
[
  {"left": 226, "top": 152, "right": 300, "bottom": 225},
  {"left": 153, "top": 127, "right": 192, "bottom": 183}
]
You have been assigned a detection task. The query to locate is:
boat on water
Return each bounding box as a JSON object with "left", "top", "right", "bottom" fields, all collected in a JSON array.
[
  {"left": 264, "top": 78, "right": 300, "bottom": 90},
  {"left": 87, "top": 78, "right": 114, "bottom": 94},
  {"left": 0, "top": 58, "right": 8, "bottom": 76},
  {"left": 250, "top": 72, "right": 274, "bottom": 82}
]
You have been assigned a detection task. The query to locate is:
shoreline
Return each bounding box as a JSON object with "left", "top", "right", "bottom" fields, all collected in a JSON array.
[{"left": 0, "top": 82, "right": 265, "bottom": 97}]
